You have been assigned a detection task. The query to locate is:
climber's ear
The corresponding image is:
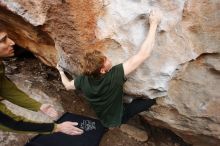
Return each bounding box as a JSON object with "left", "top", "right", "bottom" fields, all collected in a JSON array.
[
  {"left": 0, "top": 32, "right": 7, "bottom": 43},
  {"left": 100, "top": 67, "right": 106, "bottom": 74}
]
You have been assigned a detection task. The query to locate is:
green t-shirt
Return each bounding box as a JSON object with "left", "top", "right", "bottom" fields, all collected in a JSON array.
[{"left": 74, "top": 63, "right": 126, "bottom": 127}]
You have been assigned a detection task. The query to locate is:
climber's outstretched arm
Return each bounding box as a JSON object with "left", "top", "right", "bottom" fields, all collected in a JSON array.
[
  {"left": 123, "top": 10, "right": 161, "bottom": 76},
  {"left": 57, "top": 65, "right": 75, "bottom": 90}
]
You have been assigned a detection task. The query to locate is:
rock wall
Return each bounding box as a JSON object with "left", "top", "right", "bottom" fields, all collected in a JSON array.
[
  {"left": 0, "top": 0, "right": 219, "bottom": 145},
  {"left": 143, "top": 53, "right": 220, "bottom": 146},
  {"left": 0, "top": 3, "right": 57, "bottom": 66}
]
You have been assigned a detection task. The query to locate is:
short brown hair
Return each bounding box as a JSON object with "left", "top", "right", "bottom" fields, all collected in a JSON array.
[
  {"left": 0, "top": 24, "right": 7, "bottom": 32},
  {"left": 81, "top": 50, "right": 106, "bottom": 77}
]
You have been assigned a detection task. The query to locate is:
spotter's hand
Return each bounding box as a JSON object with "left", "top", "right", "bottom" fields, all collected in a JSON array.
[{"left": 55, "top": 122, "right": 84, "bottom": 135}]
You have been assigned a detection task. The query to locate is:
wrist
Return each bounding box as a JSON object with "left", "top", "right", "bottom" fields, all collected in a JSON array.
[
  {"left": 150, "top": 22, "right": 158, "bottom": 28},
  {"left": 54, "top": 124, "right": 60, "bottom": 132},
  {"left": 34, "top": 102, "right": 43, "bottom": 112},
  {"left": 59, "top": 70, "right": 64, "bottom": 74},
  {"left": 39, "top": 104, "right": 43, "bottom": 111},
  {"left": 149, "top": 23, "right": 158, "bottom": 33}
]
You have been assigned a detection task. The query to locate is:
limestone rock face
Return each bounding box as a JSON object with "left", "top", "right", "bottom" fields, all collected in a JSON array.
[
  {"left": 143, "top": 53, "right": 220, "bottom": 146},
  {"left": 0, "top": 0, "right": 219, "bottom": 146}
]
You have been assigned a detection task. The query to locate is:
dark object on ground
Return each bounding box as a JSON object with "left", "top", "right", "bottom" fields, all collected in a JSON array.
[{"left": 25, "top": 112, "right": 107, "bottom": 146}]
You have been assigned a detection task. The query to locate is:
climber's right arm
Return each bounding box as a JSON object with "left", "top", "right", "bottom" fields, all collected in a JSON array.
[
  {"left": 57, "top": 65, "right": 76, "bottom": 90},
  {"left": 123, "top": 10, "right": 161, "bottom": 76}
]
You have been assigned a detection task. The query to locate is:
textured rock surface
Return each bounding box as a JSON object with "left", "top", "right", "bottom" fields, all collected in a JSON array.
[
  {"left": 0, "top": 0, "right": 101, "bottom": 73},
  {"left": 142, "top": 53, "right": 220, "bottom": 146},
  {"left": 0, "top": 0, "right": 219, "bottom": 146}
]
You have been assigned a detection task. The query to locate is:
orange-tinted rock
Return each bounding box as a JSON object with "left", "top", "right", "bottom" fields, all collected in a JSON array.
[{"left": 0, "top": 4, "right": 57, "bottom": 66}]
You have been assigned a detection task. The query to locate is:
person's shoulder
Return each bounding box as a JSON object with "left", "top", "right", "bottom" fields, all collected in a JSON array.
[
  {"left": 109, "top": 63, "right": 125, "bottom": 81},
  {"left": 74, "top": 75, "right": 86, "bottom": 90},
  {"left": 76, "top": 74, "right": 85, "bottom": 79},
  {"left": 111, "top": 63, "right": 123, "bottom": 71}
]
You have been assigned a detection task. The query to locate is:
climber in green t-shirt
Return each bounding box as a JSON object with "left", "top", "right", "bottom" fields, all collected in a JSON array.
[
  {"left": 57, "top": 10, "right": 161, "bottom": 129},
  {"left": 0, "top": 30, "right": 83, "bottom": 135}
]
